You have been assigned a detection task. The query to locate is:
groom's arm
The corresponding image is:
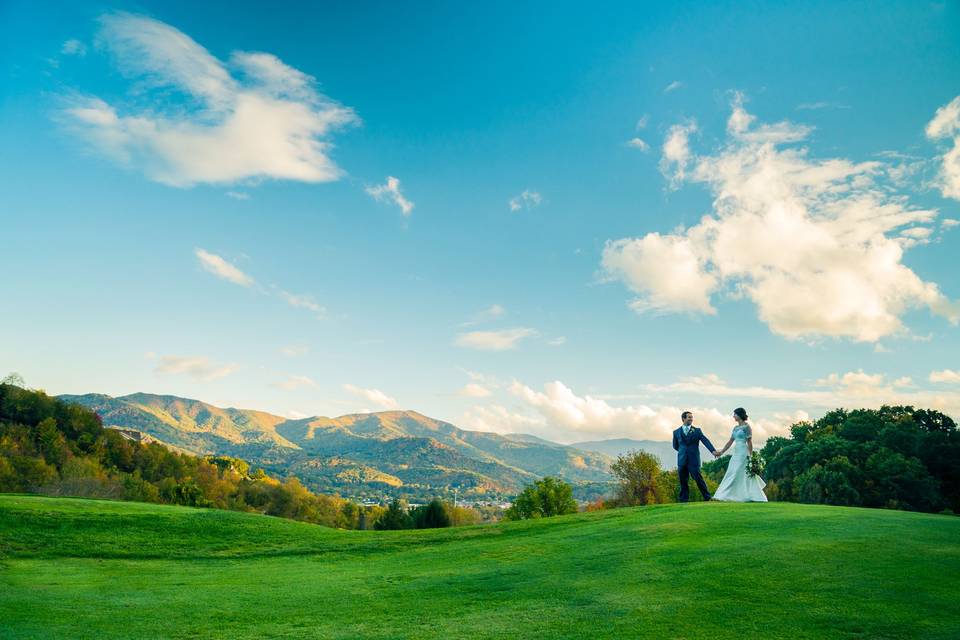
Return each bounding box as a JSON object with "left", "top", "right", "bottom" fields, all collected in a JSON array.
[
  {"left": 699, "top": 431, "right": 717, "bottom": 454},
  {"left": 672, "top": 429, "right": 679, "bottom": 451}
]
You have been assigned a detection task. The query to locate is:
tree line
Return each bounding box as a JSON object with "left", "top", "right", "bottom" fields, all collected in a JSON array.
[{"left": 0, "top": 381, "right": 483, "bottom": 529}]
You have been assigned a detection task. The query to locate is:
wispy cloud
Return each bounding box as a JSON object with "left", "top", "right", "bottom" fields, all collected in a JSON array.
[
  {"left": 195, "top": 248, "right": 254, "bottom": 287},
  {"left": 154, "top": 355, "right": 238, "bottom": 381},
  {"left": 276, "top": 290, "right": 326, "bottom": 316},
  {"left": 796, "top": 101, "right": 850, "bottom": 110},
  {"left": 61, "top": 39, "right": 87, "bottom": 56},
  {"left": 627, "top": 137, "right": 650, "bottom": 152},
  {"left": 458, "top": 383, "right": 492, "bottom": 398},
  {"left": 366, "top": 176, "right": 414, "bottom": 215},
  {"left": 659, "top": 121, "right": 697, "bottom": 188},
  {"left": 664, "top": 80, "right": 683, "bottom": 93},
  {"left": 455, "top": 328, "right": 537, "bottom": 351},
  {"left": 226, "top": 191, "right": 250, "bottom": 200},
  {"left": 343, "top": 383, "right": 399, "bottom": 409},
  {"left": 459, "top": 304, "right": 506, "bottom": 327},
  {"left": 508, "top": 190, "right": 542, "bottom": 212},
  {"left": 279, "top": 344, "right": 309, "bottom": 357},
  {"left": 61, "top": 13, "right": 357, "bottom": 187},
  {"left": 273, "top": 374, "right": 317, "bottom": 390}
]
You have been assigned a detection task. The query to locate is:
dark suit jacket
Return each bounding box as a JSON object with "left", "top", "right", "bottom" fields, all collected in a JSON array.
[{"left": 672, "top": 426, "right": 716, "bottom": 469}]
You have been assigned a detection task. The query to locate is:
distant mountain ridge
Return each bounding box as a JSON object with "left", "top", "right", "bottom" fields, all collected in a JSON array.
[
  {"left": 59, "top": 392, "right": 615, "bottom": 500},
  {"left": 570, "top": 438, "right": 679, "bottom": 469}
]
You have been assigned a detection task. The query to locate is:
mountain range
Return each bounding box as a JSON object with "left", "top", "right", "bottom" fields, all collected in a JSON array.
[{"left": 60, "top": 392, "right": 634, "bottom": 501}]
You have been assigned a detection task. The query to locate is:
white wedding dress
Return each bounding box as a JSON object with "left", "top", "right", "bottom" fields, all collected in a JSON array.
[{"left": 713, "top": 424, "right": 767, "bottom": 502}]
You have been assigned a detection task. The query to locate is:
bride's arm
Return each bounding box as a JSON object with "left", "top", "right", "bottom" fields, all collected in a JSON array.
[
  {"left": 717, "top": 437, "right": 733, "bottom": 455},
  {"left": 746, "top": 424, "right": 754, "bottom": 455}
]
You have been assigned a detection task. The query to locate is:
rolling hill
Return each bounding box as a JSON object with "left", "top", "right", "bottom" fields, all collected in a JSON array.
[
  {"left": 59, "top": 392, "right": 615, "bottom": 499},
  {"left": 2, "top": 495, "right": 958, "bottom": 639}
]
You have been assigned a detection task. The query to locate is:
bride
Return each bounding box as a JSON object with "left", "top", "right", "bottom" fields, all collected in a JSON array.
[{"left": 713, "top": 407, "right": 767, "bottom": 502}]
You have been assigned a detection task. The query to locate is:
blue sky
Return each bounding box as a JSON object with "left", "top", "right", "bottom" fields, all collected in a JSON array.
[{"left": 2, "top": 1, "right": 959, "bottom": 443}]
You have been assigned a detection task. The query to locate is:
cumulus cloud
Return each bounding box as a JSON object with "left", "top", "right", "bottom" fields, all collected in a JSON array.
[
  {"left": 366, "top": 176, "right": 414, "bottom": 216},
  {"left": 61, "top": 13, "right": 357, "bottom": 187},
  {"left": 602, "top": 233, "right": 717, "bottom": 315},
  {"left": 504, "top": 379, "right": 733, "bottom": 442},
  {"left": 195, "top": 248, "right": 254, "bottom": 287},
  {"left": 509, "top": 189, "right": 542, "bottom": 212},
  {"left": 343, "top": 383, "right": 399, "bottom": 409},
  {"left": 926, "top": 95, "right": 960, "bottom": 200},
  {"left": 154, "top": 355, "right": 238, "bottom": 381},
  {"left": 455, "top": 328, "right": 537, "bottom": 351},
  {"left": 930, "top": 369, "right": 960, "bottom": 384},
  {"left": 607, "top": 96, "right": 959, "bottom": 342}
]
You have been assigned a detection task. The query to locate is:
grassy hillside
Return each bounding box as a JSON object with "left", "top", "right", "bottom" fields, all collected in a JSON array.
[
  {"left": 2, "top": 496, "right": 958, "bottom": 639},
  {"left": 61, "top": 393, "right": 614, "bottom": 499}
]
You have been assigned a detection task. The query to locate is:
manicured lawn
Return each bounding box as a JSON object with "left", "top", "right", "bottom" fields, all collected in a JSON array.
[{"left": 1, "top": 495, "right": 958, "bottom": 639}]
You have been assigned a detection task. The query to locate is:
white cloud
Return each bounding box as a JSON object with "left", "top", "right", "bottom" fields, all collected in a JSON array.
[
  {"left": 547, "top": 336, "right": 567, "bottom": 346},
  {"left": 926, "top": 95, "right": 960, "bottom": 200},
  {"left": 61, "top": 39, "right": 87, "bottom": 56},
  {"left": 195, "top": 248, "right": 254, "bottom": 287},
  {"left": 455, "top": 328, "right": 537, "bottom": 351},
  {"left": 664, "top": 80, "right": 683, "bottom": 93},
  {"left": 942, "top": 218, "right": 960, "bottom": 229},
  {"left": 459, "top": 383, "right": 492, "bottom": 398},
  {"left": 460, "top": 404, "right": 546, "bottom": 435},
  {"left": 607, "top": 96, "right": 958, "bottom": 342},
  {"left": 505, "top": 379, "right": 733, "bottom": 442},
  {"left": 635, "top": 115, "right": 649, "bottom": 130},
  {"left": 61, "top": 13, "right": 357, "bottom": 187},
  {"left": 930, "top": 369, "right": 960, "bottom": 384},
  {"left": 273, "top": 375, "right": 317, "bottom": 390},
  {"left": 659, "top": 121, "right": 697, "bottom": 188},
  {"left": 509, "top": 189, "right": 542, "bottom": 212},
  {"left": 366, "top": 176, "right": 414, "bottom": 216},
  {"left": 602, "top": 233, "right": 717, "bottom": 315},
  {"left": 226, "top": 191, "right": 250, "bottom": 200},
  {"left": 343, "top": 383, "right": 399, "bottom": 409},
  {"left": 154, "top": 355, "right": 238, "bottom": 381},
  {"left": 627, "top": 137, "right": 650, "bottom": 152},
  {"left": 644, "top": 371, "right": 960, "bottom": 425},
  {"left": 277, "top": 290, "right": 326, "bottom": 316}
]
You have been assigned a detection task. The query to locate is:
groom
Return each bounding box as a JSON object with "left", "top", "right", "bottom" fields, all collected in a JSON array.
[{"left": 672, "top": 411, "right": 719, "bottom": 502}]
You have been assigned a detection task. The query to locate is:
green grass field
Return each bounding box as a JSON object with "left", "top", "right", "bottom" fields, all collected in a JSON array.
[{"left": 1, "top": 495, "right": 958, "bottom": 639}]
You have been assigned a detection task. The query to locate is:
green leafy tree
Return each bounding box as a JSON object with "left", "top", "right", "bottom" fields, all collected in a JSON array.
[
  {"left": 374, "top": 499, "right": 413, "bottom": 530},
  {"left": 505, "top": 476, "right": 578, "bottom": 520},
  {"left": 610, "top": 450, "right": 665, "bottom": 506},
  {"left": 411, "top": 498, "right": 452, "bottom": 529}
]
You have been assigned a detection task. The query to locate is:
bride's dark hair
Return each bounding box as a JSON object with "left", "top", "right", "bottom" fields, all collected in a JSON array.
[{"left": 734, "top": 407, "right": 749, "bottom": 421}]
